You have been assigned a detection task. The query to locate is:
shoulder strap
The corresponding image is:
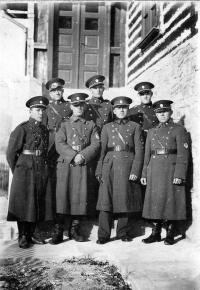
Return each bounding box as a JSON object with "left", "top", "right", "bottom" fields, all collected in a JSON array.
[
  {"left": 90, "top": 103, "right": 105, "bottom": 123},
  {"left": 115, "top": 128, "right": 127, "bottom": 145},
  {"left": 49, "top": 103, "right": 63, "bottom": 120},
  {"left": 139, "top": 106, "right": 156, "bottom": 128},
  {"left": 154, "top": 128, "right": 165, "bottom": 148}
]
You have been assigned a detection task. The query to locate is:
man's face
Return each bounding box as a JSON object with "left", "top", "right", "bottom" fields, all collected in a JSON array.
[
  {"left": 90, "top": 84, "right": 104, "bottom": 98},
  {"left": 139, "top": 91, "right": 152, "bottom": 104},
  {"left": 113, "top": 106, "right": 129, "bottom": 119},
  {"left": 70, "top": 102, "right": 86, "bottom": 117},
  {"left": 156, "top": 110, "right": 172, "bottom": 123},
  {"left": 30, "top": 108, "right": 45, "bottom": 122},
  {"left": 49, "top": 87, "right": 64, "bottom": 101}
]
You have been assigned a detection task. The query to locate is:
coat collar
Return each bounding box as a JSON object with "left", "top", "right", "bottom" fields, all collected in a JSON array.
[
  {"left": 70, "top": 115, "right": 86, "bottom": 123},
  {"left": 140, "top": 102, "right": 153, "bottom": 109},
  {"left": 90, "top": 96, "right": 104, "bottom": 103},
  {"left": 114, "top": 117, "right": 129, "bottom": 125},
  {"left": 29, "top": 117, "right": 41, "bottom": 127},
  {"left": 49, "top": 97, "right": 65, "bottom": 105},
  {"left": 157, "top": 118, "right": 173, "bottom": 128}
]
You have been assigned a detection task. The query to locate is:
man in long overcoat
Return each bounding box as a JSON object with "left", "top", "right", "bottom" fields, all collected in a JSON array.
[
  {"left": 6, "top": 96, "right": 53, "bottom": 249},
  {"left": 42, "top": 78, "right": 72, "bottom": 234},
  {"left": 141, "top": 100, "right": 189, "bottom": 245},
  {"left": 84, "top": 75, "right": 114, "bottom": 216},
  {"left": 52, "top": 93, "right": 100, "bottom": 243},
  {"left": 95, "top": 96, "right": 144, "bottom": 244}
]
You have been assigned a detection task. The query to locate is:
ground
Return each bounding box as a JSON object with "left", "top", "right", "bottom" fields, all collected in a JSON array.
[{"left": 0, "top": 257, "right": 132, "bottom": 290}]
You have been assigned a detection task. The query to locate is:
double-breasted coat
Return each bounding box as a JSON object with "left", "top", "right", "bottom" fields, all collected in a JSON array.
[
  {"left": 42, "top": 97, "right": 72, "bottom": 161},
  {"left": 55, "top": 115, "right": 100, "bottom": 215},
  {"left": 128, "top": 103, "right": 159, "bottom": 132},
  {"left": 84, "top": 97, "right": 113, "bottom": 131},
  {"left": 6, "top": 118, "right": 53, "bottom": 222},
  {"left": 96, "top": 118, "right": 144, "bottom": 213},
  {"left": 142, "top": 119, "right": 189, "bottom": 220}
]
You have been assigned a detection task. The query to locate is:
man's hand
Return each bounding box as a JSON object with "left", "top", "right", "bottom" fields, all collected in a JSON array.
[
  {"left": 74, "top": 154, "right": 84, "bottom": 166},
  {"left": 129, "top": 174, "right": 138, "bottom": 181},
  {"left": 141, "top": 178, "right": 147, "bottom": 185},
  {"left": 173, "top": 178, "right": 182, "bottom": 184},
  {"left": 96, "top": 175, "right": 103, "bottom": 184}
]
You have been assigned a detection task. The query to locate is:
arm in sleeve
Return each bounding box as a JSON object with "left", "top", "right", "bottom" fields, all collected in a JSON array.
[
  {"left": 80, "top": 124, "right": 100, "bottom": 164},
  {"left": 174, "top": 126, "right": 189, "bottom": 180},
  {"left": 55, "top": 122, "right": 77, "bottom": 164},
  {"left": 130, "top": 124, "right": 144, "bottom": 177},
  {"left": 95, "top": 126, "right": 108, "bottom": 176},
  {"left": 142, "top": 129, "right": 152, "bottom": 178},
  {"left": 6, "top": 126, "right": 25, "bottom": 173}
]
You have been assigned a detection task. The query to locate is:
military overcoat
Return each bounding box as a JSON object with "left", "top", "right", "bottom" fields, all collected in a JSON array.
[
  {"left": 6, "top": 118, "right": 53, "bottom": 222},
  {"left": 142, "top": 119, "right": 189, "bottom": 220},
  {"left": 96, "top": 118, "right": 144, "bottom": 213},
  {"left": 84, "top": 97, "right": 113, "bottom": 131},
  {"left": 55, "top": 115, "right": 100, "bottom": 215},
  {"left": 42, "top": 97, "right": 72, "bottom": 157},
  {"left": 128, "top": 103, "right": 158, "bottom": 132}
]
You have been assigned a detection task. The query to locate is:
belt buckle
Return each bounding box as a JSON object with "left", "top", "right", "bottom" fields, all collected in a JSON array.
[
  {"left": 115, "top": 145, "right": 121, "bottom": 152},
  {"left": 155, "top": 148, "right": 168, "bottom": 155},
  {"left": 36, "top": 149, "right": 41, "bottom": 156}
]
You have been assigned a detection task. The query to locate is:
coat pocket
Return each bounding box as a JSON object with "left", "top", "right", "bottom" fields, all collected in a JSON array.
[
  {"left": 16, "top": 155, "right": 33, "bottom": 169},
  {"left": 57, "top": 157, "right": 65, "bottom": 163}
]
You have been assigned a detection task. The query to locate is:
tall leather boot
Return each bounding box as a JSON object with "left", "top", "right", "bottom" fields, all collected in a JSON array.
[
  {"left": 27, "top": 222, "right": 46, "bottom": 245},
  {"left": 69, "top": 218, "right": 85, "bottom": 242},
  {"left": 17, "top": 221, "right": 29, "bottom": 249},
  {"left": 142, "top": 222, "right": 162, "bottom": 244},
  {"left": 164, "top": 221, "right": 174, "bottom": 245},
  {"left": 51, "top": 214, "right": 65, "bottom": 244}
]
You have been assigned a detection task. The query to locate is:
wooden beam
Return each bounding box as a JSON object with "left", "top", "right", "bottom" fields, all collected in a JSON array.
[
  {"left": 27, "top": 3, "right": 34, "bottom": 77},
  {"left": 47, "top": 3, "right": 54, "bottom": 80},
  {"left": 34, "top": 42, "right": 47, "bottom": 50},
  {"left": 110, "top": 47, "right": 120, "bottom": 54}
]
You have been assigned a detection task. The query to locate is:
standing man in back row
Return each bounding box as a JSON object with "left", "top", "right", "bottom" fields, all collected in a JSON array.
[
  {"left": 128, "top": 82, "right": 159, "bottom": 139},
  {"left": 43, "top": 78, "right": 72, "bottom": 235},
  {"left": 84, "top": 75, "right": 114, "bottom": 215}
]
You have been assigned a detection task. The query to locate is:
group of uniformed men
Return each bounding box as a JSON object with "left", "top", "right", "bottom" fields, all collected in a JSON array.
[{"left": 6, "top": 75, "right": 189, "bottom": 249}]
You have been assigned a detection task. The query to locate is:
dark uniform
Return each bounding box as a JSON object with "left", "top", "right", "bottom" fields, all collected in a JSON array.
[
  {"left": 85, "top": 75, "right": 113, "bottom": 131},
  {"left": 52, "top": 93, "right": 100, "bottom": 243},
  {"left": 95, "top": 97, "right": 144, "bottom": 244},
  {"left": 128, "top": 82, "right": 158, "bottom": 134},
  {"left": 42, "top": 78, "right": 72, "bottom": 218},
  {"left": 141, "top": 100, "right": 189, "bottom": 245},
  {"left": 6, "top": 96, "right": 53, "bottom": 248}
]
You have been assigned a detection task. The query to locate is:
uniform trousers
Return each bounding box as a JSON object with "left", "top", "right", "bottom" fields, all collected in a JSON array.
[{"left": 98, "top": 211, "right": 131, "bottom": 239}]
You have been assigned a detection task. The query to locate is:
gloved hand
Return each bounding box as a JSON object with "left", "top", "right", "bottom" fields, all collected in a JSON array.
[{"left": 96, "top": 175, "right": 103, "bottom": 184}]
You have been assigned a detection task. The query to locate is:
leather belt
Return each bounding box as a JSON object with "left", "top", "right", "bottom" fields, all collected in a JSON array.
[
  {"left": 151, "top": 148, "right": 177, "bottom": 155},
  {"left": 108, "top": 145, "right": 134, "bottom": 153},
  {"left": 72, "top": 145, "right": 85, "bottom": 152},
  {"left": 22, "top": 149, "right": 43, "bottom": 156}
]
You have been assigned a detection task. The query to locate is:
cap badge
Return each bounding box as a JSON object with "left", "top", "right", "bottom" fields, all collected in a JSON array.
[
  {"left": 160, "top": 104, "right": 163, "bottom": 108},
  {"left": 40, "top": 101, "right": 43, "bottom": 104},
  {"left": 142, "top": 86, "right": 145, "bottom": 89},
  {"left": 184, "top": 143, "right": 188, "bottom": 148},
  {"left": 51, "top": 83, "right": 58, "bottom": 89},
  {"left": 120, "top": 100, "right": 123, "bottom": 104},
  {"left": 95, "top": 79, "right": 99, "bottom": 83},
  {"left": 76, "top": 97, "right": 80, "bottom": 100}
]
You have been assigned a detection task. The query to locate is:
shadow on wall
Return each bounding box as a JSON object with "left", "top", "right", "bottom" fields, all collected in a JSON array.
[{"left": 176, "top": 115, "right": 193, "bottom": 236}]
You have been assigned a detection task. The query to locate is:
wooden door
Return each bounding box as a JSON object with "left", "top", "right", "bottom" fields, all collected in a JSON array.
[{"left": 53, "top": 2, "right": 110, "bottom": 89}]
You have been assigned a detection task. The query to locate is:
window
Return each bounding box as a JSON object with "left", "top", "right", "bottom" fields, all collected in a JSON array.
[{"left": 138, "top": 2, "right": 160, "bottom": 50}]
